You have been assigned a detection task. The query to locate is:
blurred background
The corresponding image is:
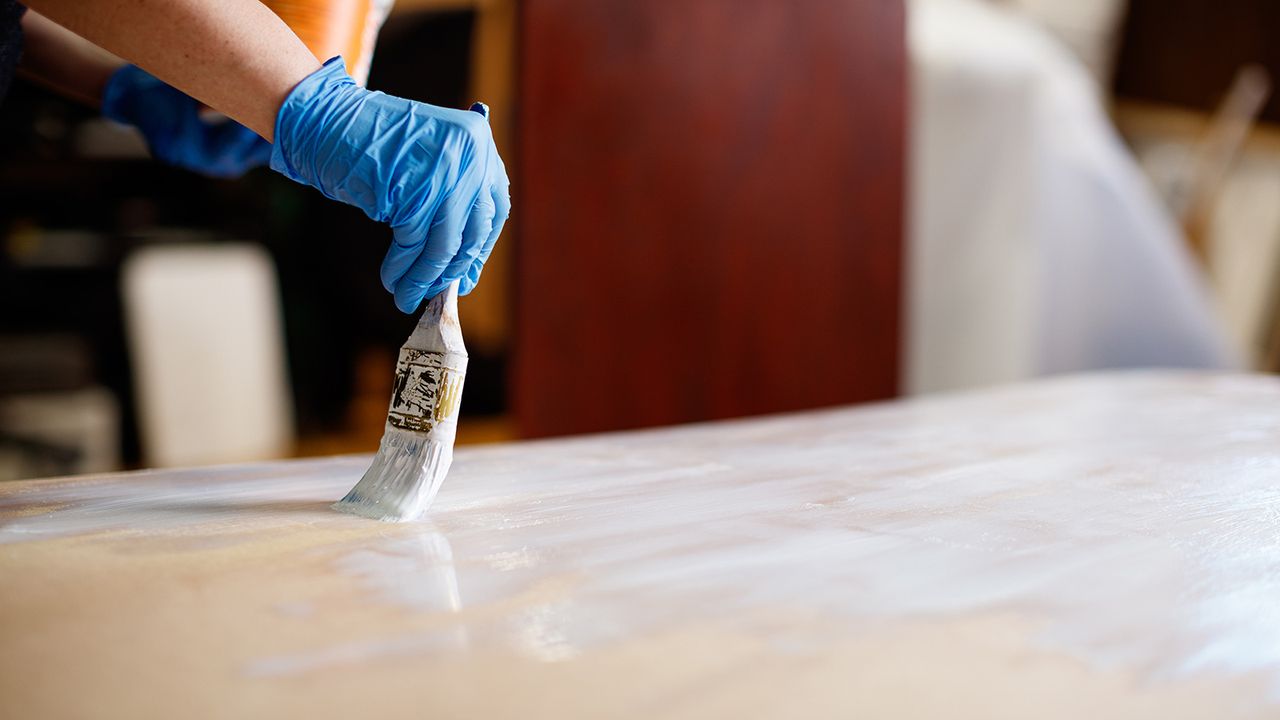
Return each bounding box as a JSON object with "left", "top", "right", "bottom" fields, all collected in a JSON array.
[{"left": 1, "top": 0, "right": 1276, "bottom": 480}]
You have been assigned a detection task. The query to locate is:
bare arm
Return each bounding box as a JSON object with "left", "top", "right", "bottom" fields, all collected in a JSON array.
[
  {"left": 23, "top": 0, "right": 321, "bottom": 140},
  {"left": 17, "top": 10, "right": 122, "bottom": 109}
]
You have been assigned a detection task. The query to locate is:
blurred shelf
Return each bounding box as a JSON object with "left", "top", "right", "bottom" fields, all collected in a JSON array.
[{"left": 1114, "top": 99, "right": 1280, "bottom": 151}]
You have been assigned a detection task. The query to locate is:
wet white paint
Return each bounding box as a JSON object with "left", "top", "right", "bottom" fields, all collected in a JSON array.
[{"left": 3, "top": 371, "right": 1280, "bottom": 717}]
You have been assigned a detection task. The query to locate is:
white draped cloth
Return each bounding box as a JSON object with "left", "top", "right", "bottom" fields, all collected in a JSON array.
[{"left": 906, "top": 0, "right": 1238, "bottom": 395}]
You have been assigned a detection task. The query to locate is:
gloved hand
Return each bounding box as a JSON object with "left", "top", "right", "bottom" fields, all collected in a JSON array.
[
  {"left": 270, "top": 57, "right": 510, "bottom": 313},
  {"left": 101, "top": 65, "right": 271, "bottom": 179}
]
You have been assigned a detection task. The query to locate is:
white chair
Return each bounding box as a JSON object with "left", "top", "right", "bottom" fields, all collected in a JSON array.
[{"left": 122, "top": 242, "right": 294, "bottom": 467}]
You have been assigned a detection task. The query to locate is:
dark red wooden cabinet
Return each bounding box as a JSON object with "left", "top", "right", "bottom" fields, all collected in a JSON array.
[{"left": 514, "top": 0, "right": 906, "bottom": 437}]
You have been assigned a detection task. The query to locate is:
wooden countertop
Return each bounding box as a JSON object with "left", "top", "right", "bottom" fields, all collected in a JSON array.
[{"left": 3, "top": 372, "right": 1279, "bottom": 718}]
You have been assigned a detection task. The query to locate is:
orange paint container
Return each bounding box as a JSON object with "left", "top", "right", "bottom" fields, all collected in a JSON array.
[{"left": 262, "top": 0, "right": 394, "bottom": 85}]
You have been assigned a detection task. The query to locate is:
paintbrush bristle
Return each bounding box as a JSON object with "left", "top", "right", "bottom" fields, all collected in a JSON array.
[{"left": 333, "top": 426, "right": 452, "bottom": 521}]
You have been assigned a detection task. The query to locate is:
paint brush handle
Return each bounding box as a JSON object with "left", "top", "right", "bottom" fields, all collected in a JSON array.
[
  {"left": 387, "top": 281, "right": 468, "bottom": 436},
  {"left": 407, "top": 281, "right": 466, "bottom": 353},
  {"left": 419, "top": 281, "right": 461, "bottom": 328}
]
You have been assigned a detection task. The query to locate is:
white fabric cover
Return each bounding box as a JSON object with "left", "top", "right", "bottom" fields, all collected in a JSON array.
[{"left": 906, "top": 0, "right": 1239, "bottom": 394}]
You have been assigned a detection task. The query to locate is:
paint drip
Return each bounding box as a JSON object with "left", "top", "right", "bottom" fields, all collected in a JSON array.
[{"left": 334, "top": 282, "right": 467, "bottom": 521}]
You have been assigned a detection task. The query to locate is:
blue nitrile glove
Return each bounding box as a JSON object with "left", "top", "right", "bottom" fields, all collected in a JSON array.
[
  {"left": 270, "top": 57, "right": 511, "bottom": 313},
  {"left": 101, "top": 65, "right": 271, "bottom": 179}
]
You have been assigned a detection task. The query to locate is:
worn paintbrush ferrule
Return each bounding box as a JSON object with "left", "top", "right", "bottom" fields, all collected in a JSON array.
[
  {"left": 386, "top": 347, "right": 467, "bottom": 435},
  {"left": 334, "top": 283, "right": 468, "bottom": 521}
]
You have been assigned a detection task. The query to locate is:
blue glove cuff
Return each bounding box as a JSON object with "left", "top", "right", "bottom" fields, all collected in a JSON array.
[{"left": 270, "top": 56, "right": 357, "bottom": 187}]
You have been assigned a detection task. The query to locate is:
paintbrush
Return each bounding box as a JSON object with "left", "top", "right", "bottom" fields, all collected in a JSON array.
[{"left": 333, "top": 281, "right": 467, "bottom": 521}]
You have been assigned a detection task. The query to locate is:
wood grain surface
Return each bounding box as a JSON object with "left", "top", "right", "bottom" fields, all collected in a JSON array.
[{"left": 3, "top": 372, "right": 1280, "bottom": 717}]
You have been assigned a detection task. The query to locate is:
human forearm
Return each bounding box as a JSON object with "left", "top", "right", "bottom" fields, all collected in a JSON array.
[
  {"left": 23, "top": 0, "right": 320, "bottom": 140},
  {"left": 21, "top": 0, "right": 510, "bottom": 311},
  {"left": 17, "top": 10, "right": 121, "bottom": 108}
]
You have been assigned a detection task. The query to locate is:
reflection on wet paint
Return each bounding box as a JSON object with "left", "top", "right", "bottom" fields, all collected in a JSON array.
[{"left": 3, "top": 372, "right": 1280, "bottom": 714}]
